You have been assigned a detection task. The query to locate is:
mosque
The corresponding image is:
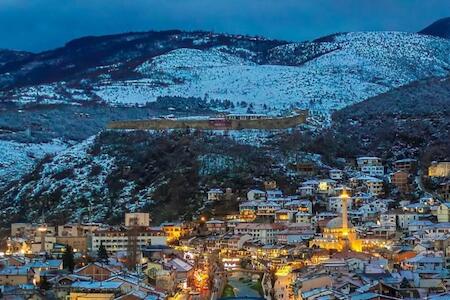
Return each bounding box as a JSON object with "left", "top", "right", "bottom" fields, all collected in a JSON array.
[{"left": 310, "top": 189, "right": 363, "bottom": 252}]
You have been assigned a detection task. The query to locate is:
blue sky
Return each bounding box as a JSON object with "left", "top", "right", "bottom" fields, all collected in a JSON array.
[{"left": 0, "top": 0, "right": 449, "bottom": 52}]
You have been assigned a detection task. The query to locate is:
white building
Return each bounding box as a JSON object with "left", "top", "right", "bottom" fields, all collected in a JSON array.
[
  {"left": 381, "top": 210, "right": 419, "bottom": 230},
  {"left": 92, "top": 228, "right": 167, "bottom": 253},
  {"left": 365, "top": 178, "right": 384, "bottom": 196},
  {"left": 296, "top": 212, "right": 312, "bottom": 224},
  {"left": 437, "top": 203, "right": 450, "bottom": 223},
  {"left": 256, "top": 202, "right": 281, "bottom": 217},
  {"left": 284, "top": 200, "right": 313, "bottom": 214},
  {"left": 247, "top": 189, "right": 266, "bottom": 201},
  {"left": 234, "top": 223, "right": 285, "bottom": 244},
  {"left": 329, "top": 169, "right": 343, "bottom": 180},
  {"left": 358, "top": 200, "right": 387, "bottom": 218},
  {"left": 297, "top": 185, "right": 315, "bottom": 197},
  {"left": 266, "top": 189, "right": 283, "bottom": 200},
  {"left": 356, "top": 156, "right": 384, "bottom": 177},
  {"left": 207, "top": 188, "right": 224, "bottom": 201},
  {"left": 328, "top": 196, "right": 353, "bottom": 213}
]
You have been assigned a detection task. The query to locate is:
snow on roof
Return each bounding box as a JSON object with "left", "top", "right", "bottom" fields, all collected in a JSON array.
[
  {"left": 405, "top": 203, "right": 428, "bottom": 209},
  {"left": 295, "top": 212, "right": 312, "bottom": 216},
  {"left": 275, "top": 209, "right": 293, "bottom": 213},
  {"left": 395, "top": 158, "right": 416, "bottom": 163},
  {"left": 235, "top": 223, "right": 284, "bottom": 230},
  {"left": 302, "top": 179, "right": 319, "bottom": 185},
  {"left": 285, "top": 199, "right": 311, "bottom": 206},
  {"left": 357, "top": 156, "right": 381, "bottom": 160},
  {"left": 206, "top": 220, "right": 225, "bottom": 224},
  {"left": 71, "top": 281, "right": 123, "bottom": 290},
  {"left": 406, "top": 255, "right": 443, "bottom": 264},
  {"left": 257, "top": 201, "right": 281, "bottom": 207},
  {"left": 167, "top": 258, "right": 193, "bottom": 272},
  {"left": 26, "top": 259, "right": 62, "bottom": 269},
  {"left": 239, "top": 201, "right": 258, "bottom": 207},
  {"left": 0, "top": 266, "right": 31, "bottom": 276},
  {"left": 408, "top": 220, "right": 433, "bottom": 226},
  {"left": 351, "top": 292, "right": 381, "bottom": 300},
  {"left": 248, "top": 189, "right": 265, "bottom": 193}
]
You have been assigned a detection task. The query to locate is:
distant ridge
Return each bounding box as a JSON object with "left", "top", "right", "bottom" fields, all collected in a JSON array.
[{"left": 419, "top": 17, "right": 450, "bottom": 39}]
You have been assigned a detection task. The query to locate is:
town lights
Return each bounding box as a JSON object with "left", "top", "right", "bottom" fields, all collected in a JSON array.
[
  {"left": 275, "top": 265, "right": 292, "bottom": 277},
  {"left": 193, "top": 269, "right": 209, "bottom": 289},
  {"left": 37, "top": 225, "right": 48, "bottom": 232}
]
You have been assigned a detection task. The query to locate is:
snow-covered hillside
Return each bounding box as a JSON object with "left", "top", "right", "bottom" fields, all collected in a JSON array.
[
  {"left": 93, "top": 32, "right": 450, "bottom": 115},
  {"left": 4, "top": 31, "right": 450, "bottom": 117},
  {"left": 0, "top": 139, "right": 67, "bottom": 187}
]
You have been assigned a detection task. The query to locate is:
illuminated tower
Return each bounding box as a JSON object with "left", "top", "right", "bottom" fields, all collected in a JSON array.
[
  {"left": 37, "top": 225, "right": 47, "bottom": 253},
  {"left": 341, "top": 188, "right": 349, "bottom": 232}
]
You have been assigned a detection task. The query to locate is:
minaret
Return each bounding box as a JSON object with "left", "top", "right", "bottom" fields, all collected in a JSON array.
[
  {"left": 37, "top": 225, "right": 47, "bottom": 253},
  {"left": 341, "top": 188, "right": 349, "bottom": 231}
]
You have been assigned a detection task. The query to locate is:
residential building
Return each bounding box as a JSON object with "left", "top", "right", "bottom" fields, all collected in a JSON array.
[
  {"left": 437, "top": 203, "right": 450, "bottom": 223},
  {"left": 317, "top": 179, "right": 337, "bottom": 195},
  {"left": 256, "top": 201, "right": 281, "bottom": 217},
  {"left": 205, "top": 220, "right": 226, "bottom": 234},
  {"left": 0, "top": 267, "right": 34, "bottom": 286},
  {"left": 69, "top": 281, "right": 122, "bottom": 300},
  {"left": 428, "top": 161, "right": 450, "bottom": 177},
  {"left": 381, "top": 210, "right": 419, "bottom": 229},
  {"left": 296, "top": 212, "right": 312, "bottom": 224},
  {"left": 275, "top": 209, "right": 295, "bottom": 223},
  {"left": 220, "top": 234, "right": 252, "bottom": 250},
  {"left": 92, "top": 228, "right": 167, "bottom": 253},
  {"left": 391, "top": 170, "right": 411, "bottom": 193},
  {"left": 365, "top": 177, "right": 384, "bottom": 196},
  {"left": 207, "top": 188, "right": 224, "bottom": 201},
  {"left": 285, "top": 200, "right": 312, "bottom": 214},
  {"left": 264, "top": 180, "right": 278, "bottom": 190},
  {"left": 161, "top": 223, "right": 189, "bottom": 242},
  {"left": 356, "top": 156, "right": 384, "bottom": 177},
  {"left": 329, "top": 169, "right": 343, "bottom": 180},
  {"left": 440, "top": 182, "right": 450, "bottom": 201},
  {"left": 393, "top": 158, "right": 417, "bottom": 173},
  {"left": 266, "top": 189, "right": 283, "bottom": 200},
  {"left": 75, "top": 263, "right": 118, "bottom": 281},
  {"left": 56, "top": 236, "right": 88, "bottom": 253},
  {"left": 239, "top": 201, "right": 258, "bottom": 220},
  {"left": 296, "top": 161, "right": 317, "bottom": 177},
  {"left": 247, "top": 189, "right": 266, "bottom": 201},
  {"left": 234, "top": 223, "right": 285, "bottom": 244}
]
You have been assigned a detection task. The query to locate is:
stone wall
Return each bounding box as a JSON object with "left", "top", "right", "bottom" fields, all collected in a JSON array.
[{"left": 107, "top": 111, "right": 308, "bottom": 130}]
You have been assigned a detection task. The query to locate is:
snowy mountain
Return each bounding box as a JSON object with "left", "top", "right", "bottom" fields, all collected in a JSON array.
[
  {"left": 1, "top": 22, "right": 450, "bottom": 224},
  {"left": 420, "top": 17, "right": 450, "bottom": 39},
  {"left": 0, "top": 139, "right": 67, "bottom": 188},
  {"left": 1, "top": 30, "right": 450, "bottom": 117}
]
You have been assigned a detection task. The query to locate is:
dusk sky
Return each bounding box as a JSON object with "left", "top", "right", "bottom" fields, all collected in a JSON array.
[{"left": 1, "top": 0, "right": 449, "bottom": 52}]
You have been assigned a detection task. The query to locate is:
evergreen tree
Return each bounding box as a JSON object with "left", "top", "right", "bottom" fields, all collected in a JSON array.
[
  {"left": 97, "top": 243, "right": 109, "bottom": 264},
  {"left": 62, "top": 245, "right": 75, "bottom": 272}
]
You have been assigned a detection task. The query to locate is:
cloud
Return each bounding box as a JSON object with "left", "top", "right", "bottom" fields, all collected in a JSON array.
[{"left": 0, "top": 0, "right": 449, "bottom": 51}]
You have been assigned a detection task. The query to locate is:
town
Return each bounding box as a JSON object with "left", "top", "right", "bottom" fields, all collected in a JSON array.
[{"left": 1, "top": 157, "right": 450, "bottom": 300}]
